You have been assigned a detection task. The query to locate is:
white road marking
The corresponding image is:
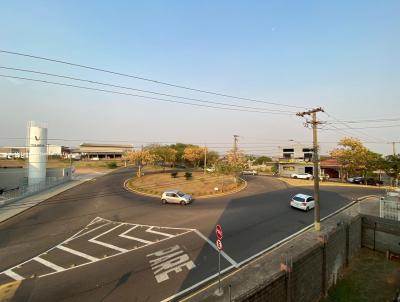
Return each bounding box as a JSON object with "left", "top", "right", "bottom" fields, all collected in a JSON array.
[
  {"left": 194, "top": 230, "right": 239, "bottom": 268},
  {"left": 34, "top": 257, "right": 64, "bottom": 272},
  {"left": 66, "top": 222, "right": 111, "bottom": 242},
  {"left": 89, "top": 224, "right": 129, "bottom": 252},
  {"left": 3, "top": 269, "right": 24, "bottom": 281},
  {"left": 57, "top": 245, "right": 99, "bottom": 262},
  {"left": 0, "top": 217, "right": 200, "bottom": 285},
  {"left": 146, "top": 226, "right": 175, "bottom": 238},
  {"left": 87, "top": 217, "right": 102, "bottom": 226},
  {"left": 119, "top": 226, "right": 152, "bottom": 244},
  {"left": 160, "top": 265, "right": 235, "bottom": 302}
]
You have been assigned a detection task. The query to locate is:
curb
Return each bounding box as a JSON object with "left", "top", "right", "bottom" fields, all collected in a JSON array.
[
  {"left": 123, "top": 177, "right": 247, "bottom": 200},
  {"left": 277, "top": 177, "right": 390, "bottom": 189}
]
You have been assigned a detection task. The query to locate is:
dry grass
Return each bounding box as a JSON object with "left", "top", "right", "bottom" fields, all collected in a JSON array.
[{"left": 127, "top": 171, "right": 243, "bottom": 197}]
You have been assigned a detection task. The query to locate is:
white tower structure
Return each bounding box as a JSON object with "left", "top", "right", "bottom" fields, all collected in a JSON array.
[{"left": 27, "top": 121, "right": 48, "bottom": 186}]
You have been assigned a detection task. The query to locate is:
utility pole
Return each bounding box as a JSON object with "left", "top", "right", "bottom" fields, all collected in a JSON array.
[
  {"left": 138, "top": 145, "right": 143, "bottom": 178},
  {"left": 233, "top": 135, "right": 239, "bottom": 165},
  {"left": 296, "top": 107, "right": 324, "bottom": 231},
  {"left": 204, "top": 145, "right": 207, "bottom": 175}
]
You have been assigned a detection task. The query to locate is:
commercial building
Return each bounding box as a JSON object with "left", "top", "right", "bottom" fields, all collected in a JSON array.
[
  {"left": 278, "top": 144, "right": 315, "bottom": 177},
  {"left": 0, "top": 147, "right": 29, "bottom": 159},
  {"left": 79, "top": 143, "right": 134, "bottom": 159}
]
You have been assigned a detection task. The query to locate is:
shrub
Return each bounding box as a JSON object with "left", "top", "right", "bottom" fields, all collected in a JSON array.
[
  {"left": 184, "top": 172, "right": 192, "bottom": 180},
  {"left": 171, "top": 172, "right": 178, "bottom": 178},
  {"left": 107, "top": 161, "right": 118, "bottom": 169}
]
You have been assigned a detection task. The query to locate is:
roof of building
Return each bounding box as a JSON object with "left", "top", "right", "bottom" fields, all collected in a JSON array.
[
  {"left": 80, "top": 143, "right": 133, "bottom": 148},
  {"left": 320, "top": 158, "right": 340, "bottom": 167}
]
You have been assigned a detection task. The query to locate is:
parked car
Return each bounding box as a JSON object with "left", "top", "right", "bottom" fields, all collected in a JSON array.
[
  {"left": 290, "top": 173, "right": 313, "bottom": 180},
  {"left": 290, "top": 194, "right": 315, "bottom": 211},
  {"left": 366, "top": 178, "right": 383, "bottom": 186},
  {"left": 347, "top": 176, "right": 363, "bottom": 184},
  {"left": 206, "top": 167, "right": 215, "bottom": 172},
  {"left": 242, "top": 170, "right": 258, "bottom": 175},
  {"left": 347, "top": 177, "right": 383, "bottom": 186},
  {"left": 161, "top": 190, "right": 192, "bottom": 205}
]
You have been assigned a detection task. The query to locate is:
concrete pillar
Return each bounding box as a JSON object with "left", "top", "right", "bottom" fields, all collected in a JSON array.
[{"left": 27, "top": 121, "right": 48, "bottom": 186}]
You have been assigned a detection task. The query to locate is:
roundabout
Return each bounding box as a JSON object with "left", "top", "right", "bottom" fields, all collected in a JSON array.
[
  {"left": 124, "top": 170, "right": 247, "bottom": 199},
  {"left": 0, "top": 167, "right": 385, "bottom": 302}
]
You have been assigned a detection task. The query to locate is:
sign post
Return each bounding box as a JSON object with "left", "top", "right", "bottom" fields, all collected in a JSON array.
[{"left": 216, "top": 224, "right": 223, "bottom": 295}]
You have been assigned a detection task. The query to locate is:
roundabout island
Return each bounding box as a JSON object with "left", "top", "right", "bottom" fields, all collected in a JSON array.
[{"left": 125, "top": 170, "right": 246, "bottom": 198}]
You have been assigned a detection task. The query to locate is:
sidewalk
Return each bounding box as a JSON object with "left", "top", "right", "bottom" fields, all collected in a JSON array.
[{"left": 0, "top": 173, "right": 103, "bottom": 223}]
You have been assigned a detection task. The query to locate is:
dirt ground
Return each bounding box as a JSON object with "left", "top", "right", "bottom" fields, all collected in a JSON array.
[{"left": 127, "top": 171, "right": 242, "bottom": 196}]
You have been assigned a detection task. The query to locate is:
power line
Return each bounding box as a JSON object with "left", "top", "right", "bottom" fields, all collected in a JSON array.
[
  {"left": 0, "top": 136, "right": 388, "bottom": 145},
  {"left": 323, "top": 124, "right": 400, "bottom": 130},
  {"left": 0, "top": 66, "right": 296, "bottom": 114},
  {"left": 0, "top": 74, "right": 294, "bottom": 115},
  {"left": 0, "top": 49, "right": 309, "bottom": 109},
  {"left": 327, "top": 117, "right": 400, "bottom": 124},
  {"left": 323, "top": 112, "right": 388, "bottom": 143}
]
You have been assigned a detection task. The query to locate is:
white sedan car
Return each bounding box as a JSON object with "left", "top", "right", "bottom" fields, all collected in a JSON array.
[
  {"left": 290, "top": 194, "right": 315, "bottom": 211},
  {"left": 290, "top": 173, "right": 313, "bottom": 180},
  {"left": 242, "top": 170, "right": 258, "bottom": 175},
  {"left": 161, "top": 190, "right": 193, "bottom": 205}
]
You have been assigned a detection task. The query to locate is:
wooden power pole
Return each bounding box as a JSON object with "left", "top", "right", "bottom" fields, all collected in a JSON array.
[{"left": 297, "top": 107, "right": 324, "bottom": 231}]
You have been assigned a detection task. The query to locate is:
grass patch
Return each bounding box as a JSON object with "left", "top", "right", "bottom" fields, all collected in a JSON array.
[
  {"left": 322, "top": 248, "right": 400, "bottom": 302},
  {"left": 127, "top": 171, "right": 244, "bottom": 197}
]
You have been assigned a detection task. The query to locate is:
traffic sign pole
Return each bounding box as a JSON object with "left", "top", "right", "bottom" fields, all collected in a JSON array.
[
  {"left": 215, "top": 224, "right": 223, "bottom": 295},
  {"left": 218, "top": 249, "right": 221, "bottom": 292}
]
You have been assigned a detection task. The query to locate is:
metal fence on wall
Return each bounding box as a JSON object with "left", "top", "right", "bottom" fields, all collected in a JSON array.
[
  {"left": 380, "top": 196, "right": 400, "bottom": 221},
  {"left": 0, "top": 167, "right": 73, "bottom": 205}
]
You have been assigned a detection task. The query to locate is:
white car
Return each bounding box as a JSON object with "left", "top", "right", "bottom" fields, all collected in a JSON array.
[
  {"left": 161, "top": 190, "right": 192, "bottom": 205},
  {"left": 290, "top": 194, "right": 315, "bottom": 211},
  {"left": 206, "top": 167, "right": 215, "bottom": 172},
  {"left": 290, "top": 173, "right": 313, "bottom": 180},
  {"left": 242, "top": 170, "right": 258, "bottom": 175}
]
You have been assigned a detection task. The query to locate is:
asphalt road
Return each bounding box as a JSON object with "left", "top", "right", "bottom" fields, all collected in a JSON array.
[{"left": 0, "top": 167, "right": 384, "bottom": 302}]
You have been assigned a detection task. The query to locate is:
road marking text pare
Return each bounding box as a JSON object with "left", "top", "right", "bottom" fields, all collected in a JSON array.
[{"left": 147, "top": 245, "right": 195, "bottom": 283}]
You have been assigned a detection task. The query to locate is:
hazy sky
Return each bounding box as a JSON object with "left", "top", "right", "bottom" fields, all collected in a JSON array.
[{"left": 1, "top": 1, "right": 399, "bottom": 156}]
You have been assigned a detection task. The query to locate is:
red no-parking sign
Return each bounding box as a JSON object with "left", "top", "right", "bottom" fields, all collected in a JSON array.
[{"left": 216, "top": 224, "right": 223, "bottom": 240}]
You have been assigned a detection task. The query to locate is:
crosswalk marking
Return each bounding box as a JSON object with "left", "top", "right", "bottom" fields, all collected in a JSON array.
[
  {"left": 3, "top": 270, "right": 23, "bottom": 281},
  {"left": 57, "top": 245, "right": 99, "bottom": 262},
  {"left": 34, "top": 257, "right": 64, "bottom": 272}
]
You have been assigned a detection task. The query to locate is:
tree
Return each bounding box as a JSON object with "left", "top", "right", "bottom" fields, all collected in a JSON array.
[
  {"left": 206, "top": 151, "right": 219, "bottom": 166},
  {"left": 169, "top": 143, "right": 188, "bottom": 163},
  {"left": 183, "top": 146, "right": 204, "bottom": 167},
  {"left": 226, "top": 149, "right": 246, "bottom": 169},
  {"left": 254, "top": 156, "right": 273, "bottom": 165},
  {"left": 126, "top": 149, "right": 157, "bottom": 178},
  {"left": 146, "top": 144, "right": 178, "bottom": 169},
  {"left": 330, "top": 137, "right": 384, "bottom": 183},
  {"left": 382, "top": 155, "right": 400, "bottom": 186},
  {"left": 330, "top": 137, "right": 369, "bottom": 180}
]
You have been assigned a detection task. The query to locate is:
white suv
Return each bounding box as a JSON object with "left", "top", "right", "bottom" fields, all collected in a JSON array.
[{"left": 161, "top": 190, "right": 192, "bottom": 205}]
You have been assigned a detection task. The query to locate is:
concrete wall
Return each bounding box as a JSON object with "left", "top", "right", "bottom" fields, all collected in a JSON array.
[
  {"left": 191, "top": 208, "right": 398, "bottom": 302},
  {"left": 0, "top": 168, "right": 73, "bottom": 190},
  {"left": 237, "top": 215, "right": 394, "bottom": 302},
  {"left": 362, "top": 215, "right": 400, "bottom": 254}
]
